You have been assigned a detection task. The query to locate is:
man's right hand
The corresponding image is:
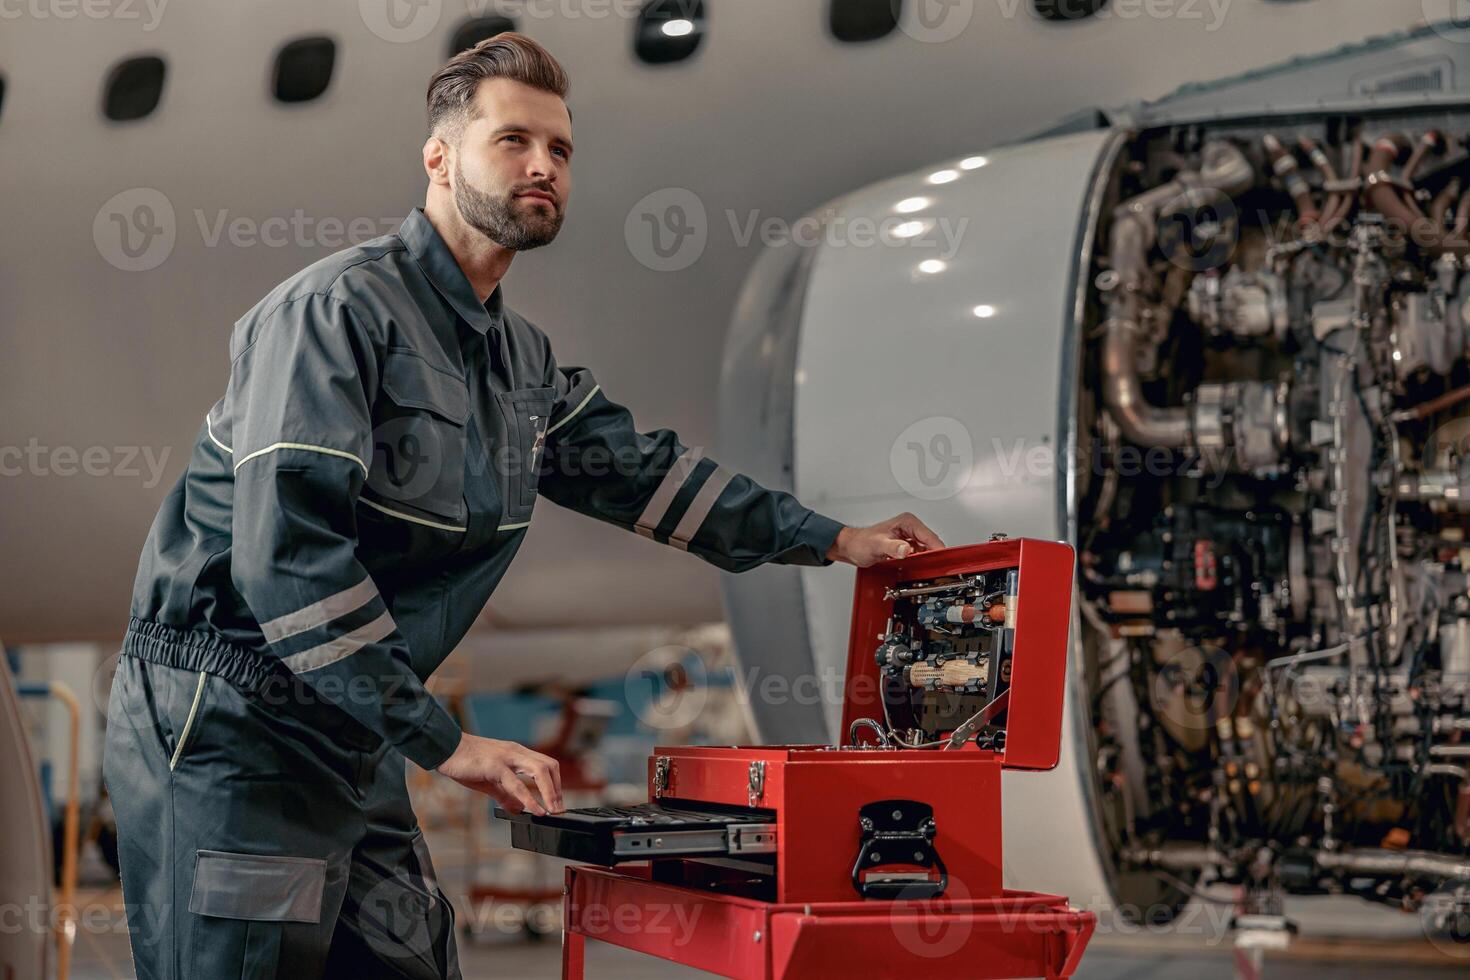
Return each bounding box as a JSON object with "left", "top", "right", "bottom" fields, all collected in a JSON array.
[{"left": 435, "top": 733, "right": 565, "bottom": 815}]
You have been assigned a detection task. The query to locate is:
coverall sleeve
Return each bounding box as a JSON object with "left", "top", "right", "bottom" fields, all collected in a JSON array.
[
  {"left": 535, "top": 352, "right": 846, "bottom": 573},
  {"left": 226, "top": 293, "right": 463, "bottom": 771}
]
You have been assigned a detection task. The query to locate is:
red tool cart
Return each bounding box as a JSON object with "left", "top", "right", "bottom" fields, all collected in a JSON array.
[{"left": 501, "top": 537, "right": 1095, "bottom": 979}]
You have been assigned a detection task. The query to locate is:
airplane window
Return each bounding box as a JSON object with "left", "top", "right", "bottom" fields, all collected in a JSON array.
[
  {"left": 103, "top": 55, "right": 166, "bottom": 122},
  {"left": 273, "top": 36, "right": 337, "bottom": 104},
  {"left": 449, "top": 16, "right": 517, "bottom": 55},
  {"left": 829, "top": 0, "right": 900, "bottom": 43},
  {"left": 634, "top": 0, "right": 706, "bottom": 65},
  {"left": 1034, "top": 0, "right": 1109, "bottom": 19}
]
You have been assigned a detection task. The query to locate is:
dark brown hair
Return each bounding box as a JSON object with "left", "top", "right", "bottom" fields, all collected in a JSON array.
[{"left": 426, "top": 32, "right": 570, "bottom": 140}]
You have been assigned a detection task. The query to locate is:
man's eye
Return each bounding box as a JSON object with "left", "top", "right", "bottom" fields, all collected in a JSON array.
[
  {"left": 553, "top": 147, "right": 568, "bottom": 159},
  {"left": 502, "top": 135, "right": 523, "bottom": 144}
]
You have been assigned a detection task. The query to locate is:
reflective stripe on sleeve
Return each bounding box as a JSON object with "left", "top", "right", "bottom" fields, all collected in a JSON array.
[
  {"left": 234, "top": 442, "right": 370, "bottom": 478},
  {"left": 260, "top": 577, "right": 379, "bottom": 645},
  {"left": 546, "top": 384, "right": 601, "bottom": 437},
  {"left": 633, "top": 450, "right": 704, "bottom": 540},
  {"left": 279, "top": 611, "right": 396, "bottom": 674},
  {"left": 669, "top": 466, "right": 736, "bottom": 552},
  {"left": 360, "top": 497, "right": 468, "bottom": 533},
  {"left": 205, "top": 414, "right": 233, "bottom": 455}
]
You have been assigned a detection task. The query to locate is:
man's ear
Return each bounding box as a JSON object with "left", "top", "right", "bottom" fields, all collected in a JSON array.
[{"left": 423, "top": 135, "right": 451, "bottom": 187}]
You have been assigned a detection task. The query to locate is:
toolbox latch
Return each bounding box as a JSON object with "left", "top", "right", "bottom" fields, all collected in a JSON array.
[
  {"left": 746, "top": 761, "right": 766, "bottom": 807},
  {"left": 653, "top": 756, "right": 671, "bottom": 799},
  {"left": 851, "top": 799, "right": 948, "bottom": 900}
]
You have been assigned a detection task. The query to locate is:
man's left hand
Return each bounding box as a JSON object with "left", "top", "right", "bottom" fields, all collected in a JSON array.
[{"left": 826, "top": 513, "right": 945, "bottom": 567}]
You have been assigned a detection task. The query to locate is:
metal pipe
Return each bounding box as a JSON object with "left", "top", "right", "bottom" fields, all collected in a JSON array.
[
  {"left": 1403, "top": 130, "right": 1440, "bottom": 183},
  {"left": 1315, "top": 849, "right": 1470, "bottom": 880},
  {"left": 1265, "top": 134, "right": 1319, "bottom": 225},
  {"left": 1430, "top": 744, "right": 1470, "bottom": 757},
  {"left": 1101, "top": 140, "right": 1254, "bottom": 449},
  {"left": 1430, "top": 178, "right": 1460, "bottom": 228},
  {"left": 1365, "top": 134, "right": 1470, "bottom": 255},
  {"left": 1101, "top": 317, "right": 1192, "bottom": 447},
  {"left": 1324, "top": 135, "right": 1365, "bottom": 233},
  {"left": 1126, "top": 842, "right": 1470, "bottom": 881},
  {"left": 1121, "top": 844, "right": 1230, "bottom": 871}
]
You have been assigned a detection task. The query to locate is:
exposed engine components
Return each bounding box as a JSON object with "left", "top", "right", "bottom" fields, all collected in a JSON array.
[
  {"left": 872, "top": 570, "right": 1017, "bottom": 744},
  {"left": 1079, "top": 115, "right": 1470, "bottom": 917}
]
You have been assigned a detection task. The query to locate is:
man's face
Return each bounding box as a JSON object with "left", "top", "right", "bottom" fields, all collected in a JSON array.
[{"left": 447, "top": 78, "right": 573, "bottom": 251}]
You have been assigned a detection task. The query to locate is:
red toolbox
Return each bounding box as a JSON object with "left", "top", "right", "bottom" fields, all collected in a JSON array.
[{"left": 500, "top": 537, "right": 1094, "bottom": 978}]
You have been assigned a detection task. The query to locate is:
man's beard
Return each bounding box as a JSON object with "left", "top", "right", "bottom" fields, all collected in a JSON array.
[{"left": 453, "top": 171, "right": 563, "bottom": 251}]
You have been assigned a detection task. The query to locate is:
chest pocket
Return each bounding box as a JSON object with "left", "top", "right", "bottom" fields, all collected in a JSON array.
[
  {"left": 494, "top": 386, "right": 555, "bottom": 528},
  {"left": 368, "top": 350, "right": 471, "bottom": 527}
]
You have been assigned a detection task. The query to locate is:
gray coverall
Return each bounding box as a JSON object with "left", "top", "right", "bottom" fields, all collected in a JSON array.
[{"left": 104, "top": 207, "right": 844, "bottom": 979}]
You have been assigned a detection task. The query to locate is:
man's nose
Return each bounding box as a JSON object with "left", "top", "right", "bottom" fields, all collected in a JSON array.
[{"left": 526, "top": 149, "right": 557, "bottom": 180}]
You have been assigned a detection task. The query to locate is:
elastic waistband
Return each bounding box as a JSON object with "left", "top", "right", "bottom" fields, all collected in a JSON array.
[{"left": 123, "top": 617, "right": 278, "bottom": 692}]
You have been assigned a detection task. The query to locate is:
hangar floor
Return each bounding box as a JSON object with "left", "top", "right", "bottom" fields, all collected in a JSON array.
[
  {"left": 64, "top": 820, "right": 1470, "bottom": 978},
  {"left": 64, "top": 913, "right": 1470, "bottom": 979}
]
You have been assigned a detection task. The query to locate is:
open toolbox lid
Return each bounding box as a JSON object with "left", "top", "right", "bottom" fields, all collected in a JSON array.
[{"left": 839, "top": 537, "right": 1075, "bottom": 771}]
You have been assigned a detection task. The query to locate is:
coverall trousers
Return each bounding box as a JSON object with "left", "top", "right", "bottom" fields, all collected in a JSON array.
[{"left": 104, "top": 642, "right": 462, "bottom": 979}]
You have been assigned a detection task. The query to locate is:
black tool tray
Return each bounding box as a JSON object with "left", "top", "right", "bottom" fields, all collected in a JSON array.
[{"left": 494, "top": 801, "right": 777, "bottom": 867}]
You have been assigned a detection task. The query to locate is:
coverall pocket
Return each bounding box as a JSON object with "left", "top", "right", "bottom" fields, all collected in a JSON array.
[
  {"left": 495, "top": 386, "right": 555, "bottom": 527},
  {"left": 188, "top": 850, "right": 328, "bottom": 978},
  {"left": 370, "top": 350, "right": 470, "bottom": 525},
  {"left": 166, "top": 670, "right": 211, "bottom": 772}
]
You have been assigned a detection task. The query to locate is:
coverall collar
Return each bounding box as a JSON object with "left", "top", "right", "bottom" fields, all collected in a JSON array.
[{"left": 400, "top": 207, "right": 504, "bottom": 335}]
